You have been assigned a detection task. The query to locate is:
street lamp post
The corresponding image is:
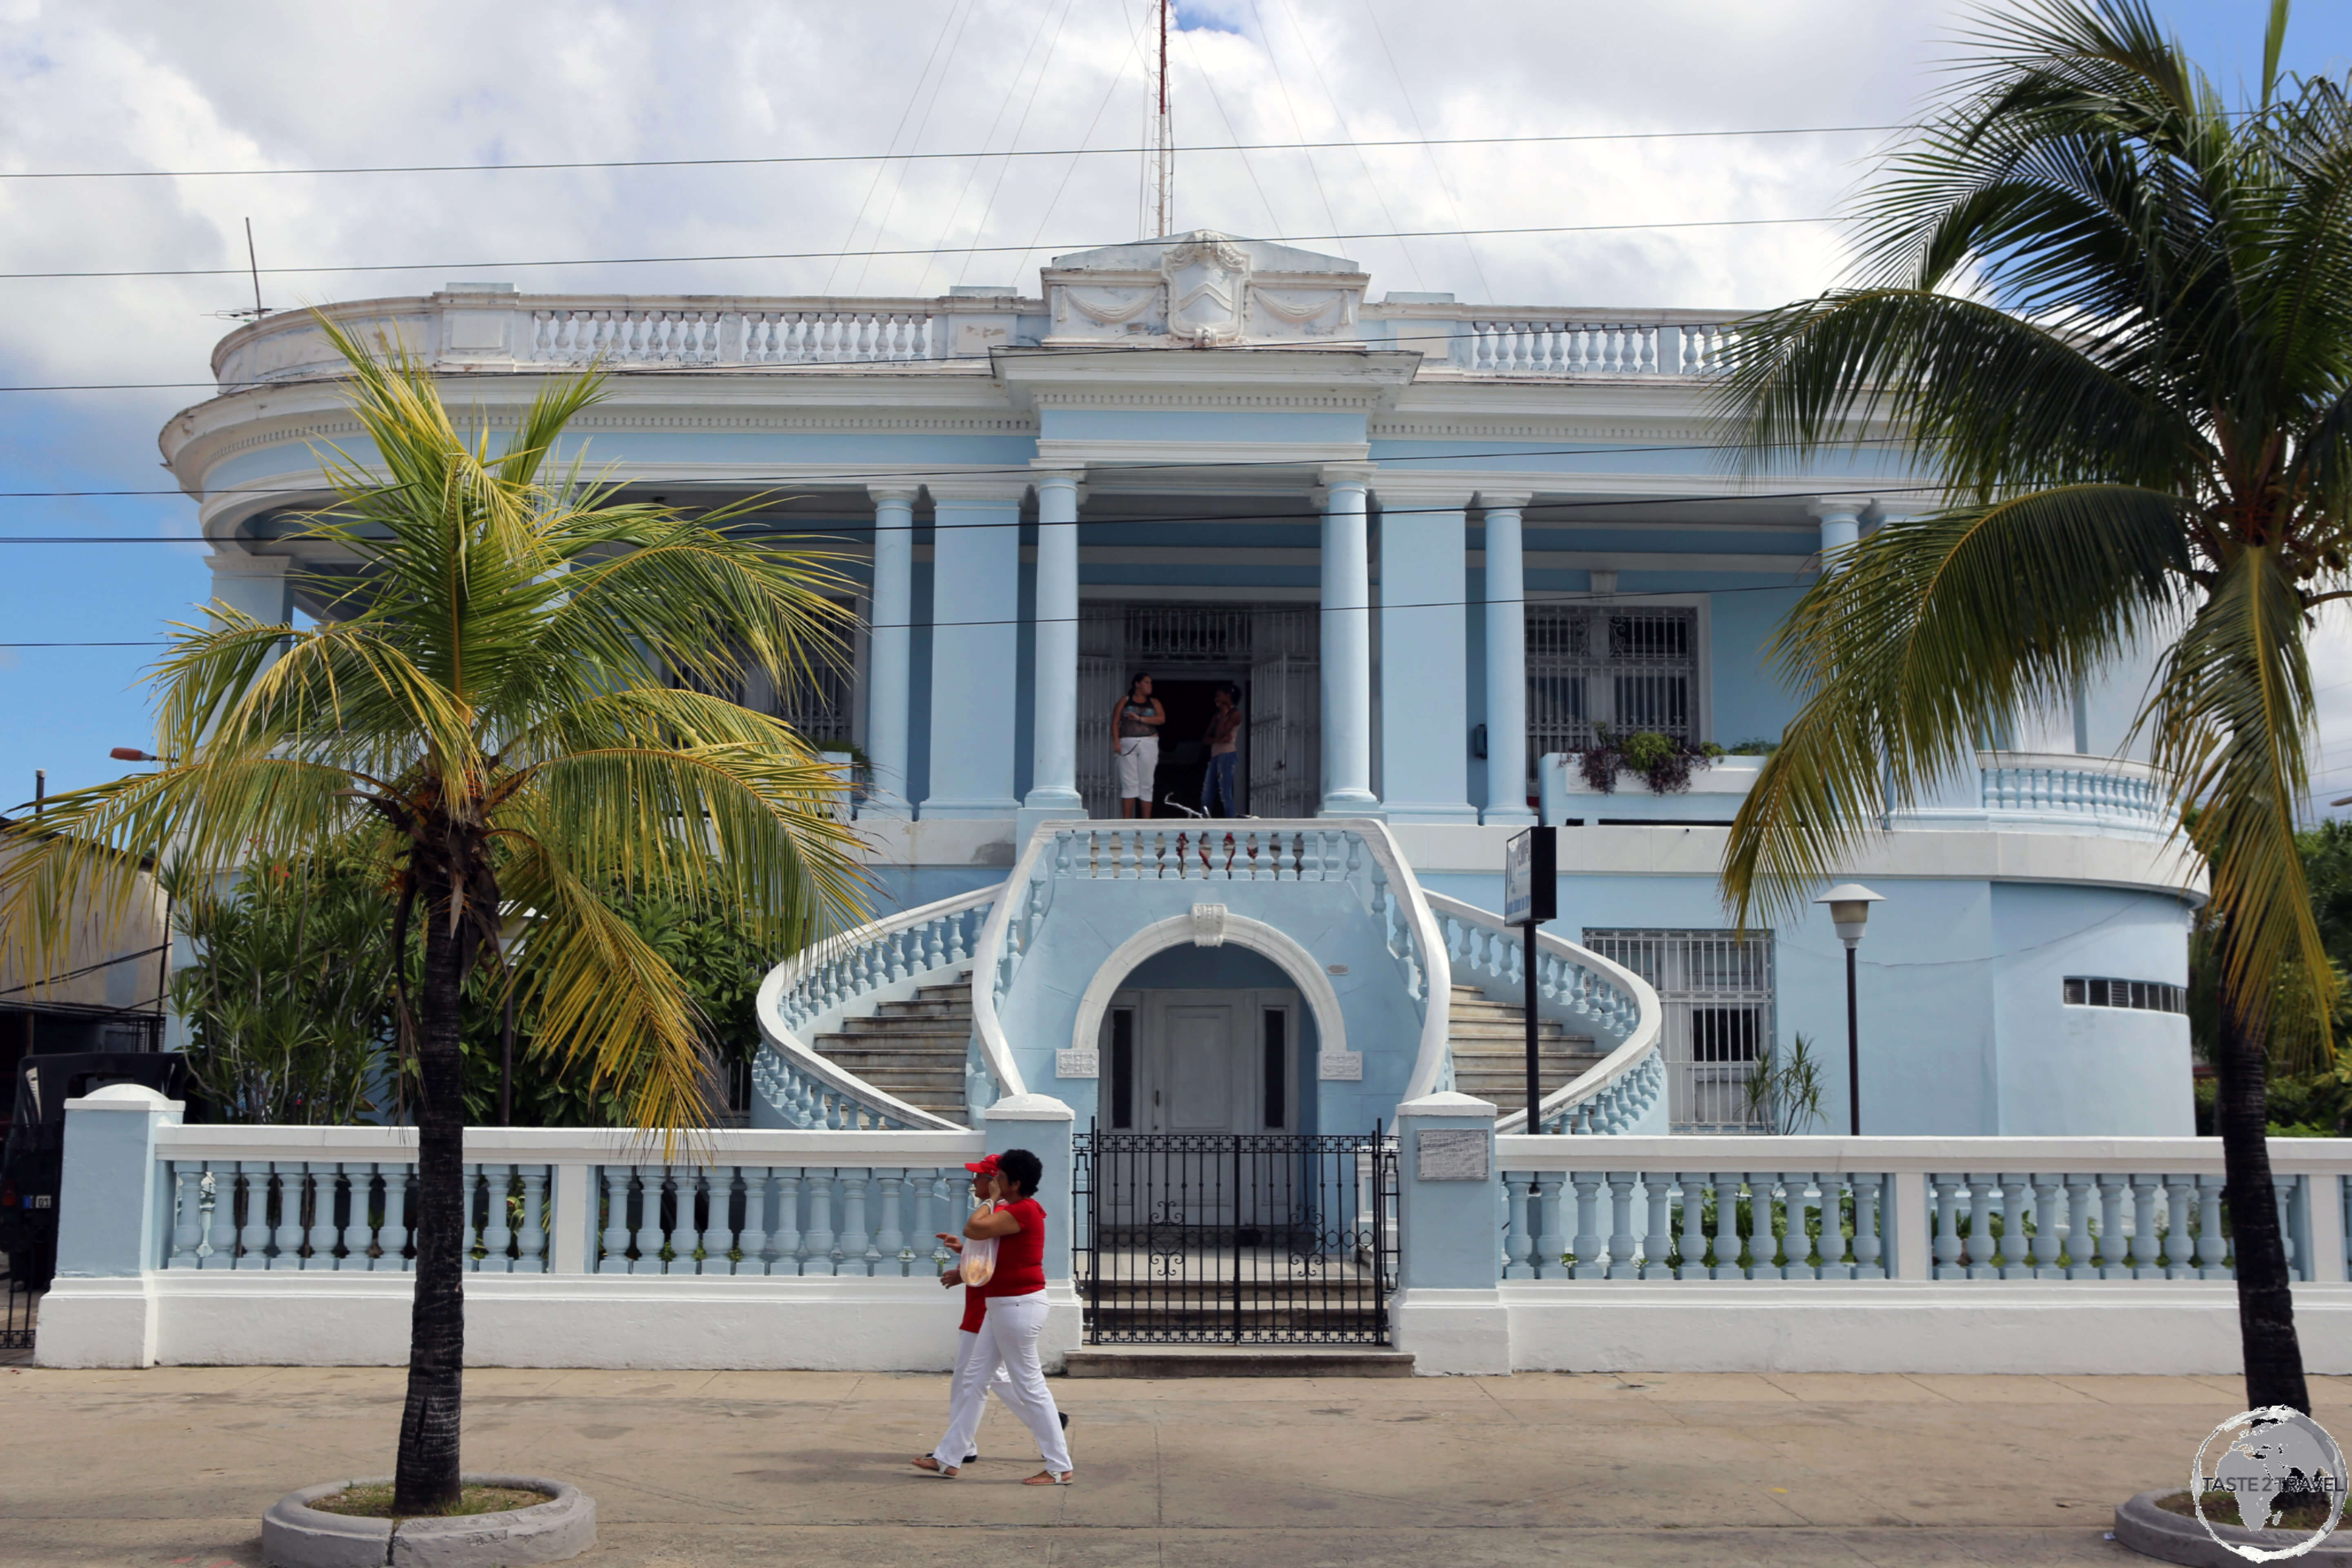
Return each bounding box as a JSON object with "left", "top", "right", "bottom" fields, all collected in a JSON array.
[{"left": 1814, "top": 884, "right": 1884, "bottom": 1136}]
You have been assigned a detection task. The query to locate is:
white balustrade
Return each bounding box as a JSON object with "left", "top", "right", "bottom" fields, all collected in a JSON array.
[
  {"left": 1978, "top": 752, "right": 2169, "bottom": 833},
  {"left": 529, "top": 309, "right": 730, "bottom": 365},
  {"left": 738, "top": 310, "right": 935, "bottom": 364},
  {"left": 1461, "top": 316, "right": 1735, "bottom": 376},
  {"left": 1426, "top": 891, "right": 1665, "bottom": 1134},
  {"left": 1497, "top": 1136, "right": 2352, "bottom": 1285},
  {"left": 753, "top": 889, "right": 996, "bottom": 1131},
  {"left": 161, "top": 1157, "right": 550, "bottom": 1273},
  {"left": 154, "top": 1125, "right": 984, "bottom": 1276},
  {"left": 214, "top": 294, "right": 1761, "bottom": 390}
]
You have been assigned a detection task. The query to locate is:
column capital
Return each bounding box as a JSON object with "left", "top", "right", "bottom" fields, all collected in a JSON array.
[
  {"left": 866, "top": 482, "right": 922, "bottom": 506},
  {"left": 1315, "top": 463, "right": 1376, "bottom": 500},
  {"left": 1808, "top": 494, "right": 1875, "bottom": 521},
  {"left": 1028, "top": 467, "right": 1087, "bottom": 507},
  {"left": 1475, "top": 491, "right": 1534, "bottom": 512}
]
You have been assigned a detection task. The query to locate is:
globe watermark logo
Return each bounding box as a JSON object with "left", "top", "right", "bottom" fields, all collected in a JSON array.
[{"left": 2192, "top": 1407, "right": 2348, "bottom": 1561}]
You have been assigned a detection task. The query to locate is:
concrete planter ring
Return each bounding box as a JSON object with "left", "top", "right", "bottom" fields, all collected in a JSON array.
[
  {"left": 2113, "top": 1488, "right": 2351, "bottom": 1567},
  {"left": 262, "top": 1475, "right": 595, "bottom": 1568}
]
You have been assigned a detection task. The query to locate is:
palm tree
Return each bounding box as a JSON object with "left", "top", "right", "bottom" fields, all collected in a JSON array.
[
  {"left": 1716, "top": 0, "right": 2348, "bottom": 1414},
  {"left": 0, "top": 324, "right": 868, "bottom": 1509}
]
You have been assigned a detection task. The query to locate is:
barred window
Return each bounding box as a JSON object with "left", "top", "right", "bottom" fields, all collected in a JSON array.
[
  {"left": 1585, "top": 928, "right": 1773, "bottom": 1134},
  {"left": 1526, "top": 606, "right": 1698, "bottom": 778},
  {"left": 2062, "top": 976, "right": 2187, "bottom": 1014}
]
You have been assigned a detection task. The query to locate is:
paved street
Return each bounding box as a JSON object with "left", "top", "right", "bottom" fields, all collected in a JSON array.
[{"left": 4, "top": 1364, "right": 2345, "bottom": 1566}]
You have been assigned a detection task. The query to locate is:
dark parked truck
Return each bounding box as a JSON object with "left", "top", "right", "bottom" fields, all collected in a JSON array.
[{"left": 1, "top": 1052, "right": 189, "bottom": 1292}]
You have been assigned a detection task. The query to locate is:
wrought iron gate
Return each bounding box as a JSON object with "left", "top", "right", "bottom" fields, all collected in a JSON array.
[
  {"left": 1074, "top": 1126, "right": 1396, "bottom": 1345},
  {"left": 1, "top": 1231, "right": 46, "bottom": 1354}
]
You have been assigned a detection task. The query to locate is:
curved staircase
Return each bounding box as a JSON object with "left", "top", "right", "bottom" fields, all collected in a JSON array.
[
  {"left": 807, "top": 976, "right": 974, "bottom": 1124},
  {"left": 752, "top": 823, "right": 1666, "bottom": 1137},
  {"left": 1444, "top": 984, "right": 1606, "bottom": 1109}
]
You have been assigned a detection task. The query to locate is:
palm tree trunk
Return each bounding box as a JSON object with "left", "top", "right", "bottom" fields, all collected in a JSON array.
[
  {"left": 2214, "top": 977, "right": 2310, "bottom": 1414},
  {"left": 392, "top": 902, "right": 468, "bottom": 1513}
]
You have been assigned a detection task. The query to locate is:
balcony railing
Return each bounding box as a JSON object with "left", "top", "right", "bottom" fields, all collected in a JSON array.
[
  {"left": 1539, "top": 749, "right": 2175, "bottom": 838},
  {"left": 207, "top": 292, "right": 1747, "bottom": 388}
]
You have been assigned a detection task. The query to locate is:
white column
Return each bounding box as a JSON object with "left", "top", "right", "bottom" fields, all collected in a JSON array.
[
  {"left": 1480, "top": 494, "right": 1535, "bottom": 826},
  {"left": 1318, "top": 470, "right": 1378, "bottom": 814},
  {"left": 1374, "top": 481, "right": 1479, "bottom": 824},
  {"left": 921, "top": 480, "right": 1027, "bottom": 819},
  {"left": 1809, "top": 494, "right": 1870, "bottom": 569},
  {"left": 1020, "top": 470, "right": 1087, "bottom": 837},
  {"left": 863, "top": 486, "right": 918, "bottom": 817}
]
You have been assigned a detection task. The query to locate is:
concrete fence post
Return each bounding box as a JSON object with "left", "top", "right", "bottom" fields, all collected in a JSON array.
[
  {"left": 36, "top": 1083, "right": 182, "bottom": 1368},
  {"left": 1394, "top": 1091, "right": 1508, "bottom": 1374}
]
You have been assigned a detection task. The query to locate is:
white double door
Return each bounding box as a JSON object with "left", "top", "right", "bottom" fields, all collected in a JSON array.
[
  {"left": 1100, "top": 988, "right": 1299, "bottom": 1234},
  {"left": 1118, "top": 988, "right": 1295, "bottom": 1136}
]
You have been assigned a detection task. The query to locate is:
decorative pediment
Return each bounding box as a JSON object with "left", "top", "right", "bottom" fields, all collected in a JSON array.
[{"left": 1040, "top": 230, "right": 1369, "bottom": 347}]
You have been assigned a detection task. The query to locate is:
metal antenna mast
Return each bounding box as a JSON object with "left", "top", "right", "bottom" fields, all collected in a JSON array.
[{"left": 1146, "top": 0, "right": 1173, "bottom": 237}]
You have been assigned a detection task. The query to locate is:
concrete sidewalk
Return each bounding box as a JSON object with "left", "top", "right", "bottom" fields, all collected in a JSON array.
[{"left": 4, "top": 1365, "right": 2345, "bottom": 1567}]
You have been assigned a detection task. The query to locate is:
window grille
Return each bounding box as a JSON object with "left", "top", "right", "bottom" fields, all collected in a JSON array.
[
  {"left": 687, "top": 603, "right": 858, "bottom": 745},
  {"left": 2063, "top": 977, "right": 2187, "bottom": 1014},
  {"left": 1526, "top": 606, "right": 1698, "bottom": 778},
  {"left": 1585, "top": 928, "right": 1775, "bottom": 1134}
]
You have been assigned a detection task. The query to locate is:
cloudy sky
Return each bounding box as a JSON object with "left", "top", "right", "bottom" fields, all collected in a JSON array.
[{"left": 0, "top": 0, "right": 2343, "bottom": 803}]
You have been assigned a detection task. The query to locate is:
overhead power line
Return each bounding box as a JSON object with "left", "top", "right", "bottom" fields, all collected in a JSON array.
[
  {"left": 0, "top": 480, "right": 1949, "bottom": 546},
  {"left": 0, "top": 216, "right": 1833, "bottom": 283},
  {"left": 0, "top": 125, "right": 1906, "bottom": 182},
  {"left": 0, "top": 434, "right": 1926, "bottom": 498},
  {"left": 0, "top": 575, "right": 1828, "bottom": 648}
]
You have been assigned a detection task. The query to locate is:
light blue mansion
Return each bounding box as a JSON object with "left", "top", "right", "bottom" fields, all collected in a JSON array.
[{"left": 167, "top": 232, "right": 2198, "bottom": 1145}]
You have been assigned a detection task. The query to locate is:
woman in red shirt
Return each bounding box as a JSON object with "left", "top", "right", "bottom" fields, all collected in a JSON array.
[{"left": 913, "top": 1148, "right": 1073, "bottom": 1484}]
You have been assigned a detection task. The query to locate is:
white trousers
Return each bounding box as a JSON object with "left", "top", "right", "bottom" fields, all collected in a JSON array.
[
  {"left": 1117, "top": 736, "right": 1158, "bottom": 800},
  {"left": 930, "top": 1291, "right": 1070, "bottom": 1473},
  {"left": 946, "top": 1326, "right": 1016, "bottom": 1456}
]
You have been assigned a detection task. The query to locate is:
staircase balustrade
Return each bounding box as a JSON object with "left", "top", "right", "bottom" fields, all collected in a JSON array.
[
  {"left": 1425, "top": 892, "right": 1664, "bottom": 1134},
  {"left": 753, "top": 889, "right": 996, "bottom": 1131},
  {"left": 965, "top": 820, "right": 1456, "bottom": 1110}
]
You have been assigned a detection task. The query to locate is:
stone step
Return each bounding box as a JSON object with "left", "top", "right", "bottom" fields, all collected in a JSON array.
[
  {"left": 1448, "top": 1020, "right": 1572, "bottom": 1042},
  {"left": 1062, "top": 1345, "right": 1414, "bottom": 1379},
  {"left": 833, "top": 1018, "right": 970, "bottom": 1039}
]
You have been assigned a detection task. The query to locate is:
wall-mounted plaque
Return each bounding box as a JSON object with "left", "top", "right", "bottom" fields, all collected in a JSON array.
[
  {"left": 1417, "top": 1129, "right": 1490, "bottom": 1182},
  {"left": 1318, "top": 1051, "right": 1363, "bottom": 1081},
  {"left": 1055, "top": 1048, "right": 1099, "bottom": 1079}
]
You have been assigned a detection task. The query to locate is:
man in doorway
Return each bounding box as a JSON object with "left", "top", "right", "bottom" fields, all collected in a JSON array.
[
  {"left": 1113, "top": 672, "right": 1164, "bottom": 818},
  {"left": 1201, "top": 683, "right": 1242, "bottom": 817}
]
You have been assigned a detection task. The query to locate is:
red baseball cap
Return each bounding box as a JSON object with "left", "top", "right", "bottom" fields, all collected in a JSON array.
[{"left": 963, "top": 1155, "right": 1001, "bottom": 1175}]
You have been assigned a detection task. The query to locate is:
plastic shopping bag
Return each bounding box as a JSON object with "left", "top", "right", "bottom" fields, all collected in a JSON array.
[{"left": 959, "top": 1201, "right": 998, "bottom": 1287}]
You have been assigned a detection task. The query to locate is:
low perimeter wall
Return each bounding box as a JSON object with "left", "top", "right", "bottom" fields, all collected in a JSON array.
[{"left": 36, "top": 1087, "right": 2352, "bottom": 1376}]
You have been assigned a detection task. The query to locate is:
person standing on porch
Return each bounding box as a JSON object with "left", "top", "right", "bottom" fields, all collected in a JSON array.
[
  {"left": 913, "top": 1148, "right": 1074, "bottom": 1485},
  {"left": 1201, "top": 683, "right": 1242, "bottom": 817},
  {"left": 1113, "top": 672, "right": 1164, "bottom": 819}
]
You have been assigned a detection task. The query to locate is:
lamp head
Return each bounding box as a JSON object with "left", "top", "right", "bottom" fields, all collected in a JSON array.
[{"left": 1814, "top": 882, "right": 1884, "bottom": 948}]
